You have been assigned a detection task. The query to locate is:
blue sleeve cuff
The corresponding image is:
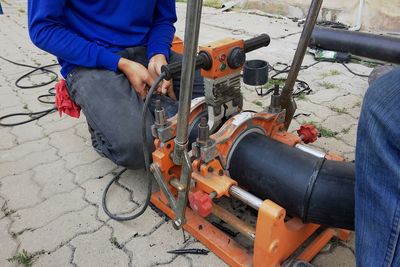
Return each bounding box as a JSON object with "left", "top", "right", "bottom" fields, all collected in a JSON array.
[
  {"left": 97, "top": 48, "right": 121, "bottom": 72},
  {"left": 147, "top": 43, "right": 171, "bottom": 62}
]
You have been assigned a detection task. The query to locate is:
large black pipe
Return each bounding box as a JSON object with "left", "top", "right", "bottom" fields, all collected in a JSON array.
[
  {"left": 228, "top": 133, "right": 355, "bottom": 230},
  {"left": 310, "top": 26, "right": 400, "bottom": 64}
]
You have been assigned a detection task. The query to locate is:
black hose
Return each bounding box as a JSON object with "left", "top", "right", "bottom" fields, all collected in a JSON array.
[
  {"left": 0, "top": 56, "right": 59, "bottom": 126},
  {"left": 228, "top": 132, "right": 355, "bottom": 230},
  {"left": 0, "top": 108, "right": 56, "bottom": 127},
  {"left": 102, "top": 73, "right": 166, "bottom": 221}
]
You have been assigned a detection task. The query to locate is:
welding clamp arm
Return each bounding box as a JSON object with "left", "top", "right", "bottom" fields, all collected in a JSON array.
[{"left": 161, "top": 34, "right": 271, "bottom": 80}]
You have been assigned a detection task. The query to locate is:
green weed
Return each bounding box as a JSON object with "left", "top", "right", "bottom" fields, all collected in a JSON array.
[
  {"left": 7, "top": 250, "right": 44, "bottom": 267},
  {"left": 319, "top": 81, "right": 336, "bottom": 89}
]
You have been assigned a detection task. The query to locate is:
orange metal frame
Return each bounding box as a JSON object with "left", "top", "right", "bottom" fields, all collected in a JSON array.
[
  {"left": 150, "top": 109, "right": 351, "bottom": 266},
  {"left": 199, "top": 37, "right": 244, "bottom": 79},
  {"left": 151, "top": 37, "right": 351, "bottom": 267}
]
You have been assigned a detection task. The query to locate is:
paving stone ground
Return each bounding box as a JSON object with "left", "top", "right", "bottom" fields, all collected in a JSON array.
[{"left": 0, "top": 1, "right": 372, "bottom": 266}]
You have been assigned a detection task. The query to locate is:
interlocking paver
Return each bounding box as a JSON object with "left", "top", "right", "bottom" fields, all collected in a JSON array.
[
  {"left": 48, "top": 128, "right": 88, "bottom": 156},
  {"left": 0, "top": 127, "right": 16, "bottom": 150},
  {"left": 124, "top": 222, "right": 188, "bottom": 267},
  {"left": 323, "top": 114, "right": 357, "bottom": 134},
  {"left": 0, "top": 148, "right": 59, "bottom": 178},
  {"left": 71, "top": 157, "right": 118, "bottom": 185},
  {"left": 0, "top": 217, "right": 19, "bottom": 267},
  {"left": 18, "top": 205, "right": 102, "bottom": 253},
  {"left": 118, "top": 169, "right": 153, "bottom": 201},
  {"left": 35, "top": 245, "right": 74, "bottom": 267},
  {"left": 107, "top": 208, "right": 164, "bottom": 244},
  {"left": 10, "top": 122, "right": 44, "bottom": 143},
  {"left": 63, "top": 147, "right": 102, "bottom": 169},
  {"left": 0, "top": 138, "right": 50, "bottom": 163},
  {"left": 10, "top": 187, "right": 87, "bottom": 233},
  {"left": 178, "top": 240, "right": 226, "bottom": 267},
  {"left": 82, "top": 173, "right": 138, "bottom": 221},
  {"left": 0, "top": 171, "right": 42, "bottom": 210},
  {"left": 32, "top": 160, "right": 77, "bottom": 199},
  {"left": 296, "top": 100, "right": 337, "bottom": 121},
  {"left": 71, "top": 226, "right": 130, "bottom": 267},
  {"left": 307, "top": 88, "right": 350, "bottom": 104},
  {"left": 39, "top": 117, "right": 85, "bottom": 136}
]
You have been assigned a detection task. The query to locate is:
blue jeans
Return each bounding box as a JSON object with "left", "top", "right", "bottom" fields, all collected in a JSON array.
[
  {"left": 356, "top": 68, "right": 400, "bottom": 267},
  {"left": 66, "top": 47, "right": 204, "bottom": 169}
]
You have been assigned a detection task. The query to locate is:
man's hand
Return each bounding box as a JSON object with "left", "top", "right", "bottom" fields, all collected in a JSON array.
[
  {"left": 148, "top": 54, "right": 176, "bottom": 100},
  {"left": 118, "top": 58, "right": 154, "bottom": 99}
]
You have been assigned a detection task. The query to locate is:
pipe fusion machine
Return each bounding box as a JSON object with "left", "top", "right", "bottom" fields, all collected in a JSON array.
[{"left": 148, "top": 0, "right": 354, "bottom": 265}]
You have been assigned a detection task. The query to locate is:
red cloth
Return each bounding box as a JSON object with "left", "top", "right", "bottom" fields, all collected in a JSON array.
[{"left": 55, "top": 80, "right": 81, "bottom": 118}]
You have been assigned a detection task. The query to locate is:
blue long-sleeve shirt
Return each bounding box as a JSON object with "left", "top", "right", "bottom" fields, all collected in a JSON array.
[{"left": 28, "top": 0, "right": 177, "bottom": 77}]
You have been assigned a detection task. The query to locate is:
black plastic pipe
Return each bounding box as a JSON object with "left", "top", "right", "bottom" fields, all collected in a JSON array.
[
  {"left": 228, "top": 133, "right": 355, "bottom": 230},
  {"left": 310, "top": 26, "right": 400, "bottom": 64}
]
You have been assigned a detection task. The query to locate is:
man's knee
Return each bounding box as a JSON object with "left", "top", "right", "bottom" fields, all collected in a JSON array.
[
  {"left": 361, "top": 68, "right": 400, "bottom": 119},
  {"left": 111, "top": 137, "right": 146, "bottom": 169}
]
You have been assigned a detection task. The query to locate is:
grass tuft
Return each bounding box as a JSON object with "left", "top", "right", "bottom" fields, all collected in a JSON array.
[
  {"left": 305, "top": 121, "right": 338, "bottom": 138},
  {"left": 330, "top": 107, "right": 348, "bottom": 114},
  {"left": 253, "top": 100, "right": 263, "bottom": 107},
  {"left": 110, "top": 237, "right": 122, "bottom": 249},
  {"left": 7, "top": 250, "right": 44, "bottom": 267},
  {"left": 341, "top": 128, "right": 351, "bottom": 134},
  {"left": 321, "top": 69, "right": 340, "bottom": 78},
  {"left": 319, "top": 81, "right": 336, "bottom": 89}
]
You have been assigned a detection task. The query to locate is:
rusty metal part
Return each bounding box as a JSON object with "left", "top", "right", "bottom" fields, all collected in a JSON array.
[
  {"left": 211, "top": 204, "right": 256, "bottom": 241},
  {"left": 280, "top": 0, "right": 323, "bottom": 129}
]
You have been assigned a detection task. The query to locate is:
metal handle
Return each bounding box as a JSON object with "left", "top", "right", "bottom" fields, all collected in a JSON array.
[{"left": 161, "top": 34, "right": 271, "bottom": 80}]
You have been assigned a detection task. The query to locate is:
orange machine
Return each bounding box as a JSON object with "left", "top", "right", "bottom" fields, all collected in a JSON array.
[{"left": 150, "top": 35, "right": 351, "bottom": 266}]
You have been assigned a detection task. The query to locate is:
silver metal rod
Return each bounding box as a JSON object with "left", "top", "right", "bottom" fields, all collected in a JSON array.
[
  {"left": 173, "top": 0, "right": 203, "bottom": 164},
  {"left": 296, "top": 144, "right": 325, "bottom": 158},
  {"left": 280, "top": 0, "right": 323, "bottom": 129},
  {"left": 229, "top": 185, "right": 263, "bottom": 210}
]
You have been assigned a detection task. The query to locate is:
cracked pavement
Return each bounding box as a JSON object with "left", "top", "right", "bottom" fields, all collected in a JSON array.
[{"left": 0, "top": 1, "right": 369, "bottom": 266}]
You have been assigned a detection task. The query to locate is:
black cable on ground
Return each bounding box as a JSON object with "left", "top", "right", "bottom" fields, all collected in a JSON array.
[
  {"left": 0, "top": 107, "right": 56, "bottom": 127},
  {"left": 0, "top": 56, "right": 58, "bottom": 127},
  {"left": 341, "top": 62, "right": 370, "bottom": 78},
  {"left": 102, "top": 73, "right": 166, "bottom": 221},
  {"left": 256, "top": 61, "right": 320, "bottom": 98}
]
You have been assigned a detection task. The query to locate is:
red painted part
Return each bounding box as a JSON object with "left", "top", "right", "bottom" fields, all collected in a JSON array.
[
  {"left": 297, "top": 124, "right": 318, "bottom": 144},
  {"left": 189, "top": 191, "right": 213, "bottom": 217}
]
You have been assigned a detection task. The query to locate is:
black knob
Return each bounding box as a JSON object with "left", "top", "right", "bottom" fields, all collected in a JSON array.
[{"left": 227, "top": 47, "right": 246, "bottom": 69}]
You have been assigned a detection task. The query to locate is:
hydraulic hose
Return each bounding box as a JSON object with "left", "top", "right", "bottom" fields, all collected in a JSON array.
[
  {"left": 102, "top": 73, "right": 166, "bottom": 221},
  {"left": 228, "top": 132, "right": 355, "bottom": 230}
]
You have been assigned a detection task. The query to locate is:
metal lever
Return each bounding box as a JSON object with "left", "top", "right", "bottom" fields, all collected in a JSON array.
[{"left": 280, "top": 0, "right": 323, "bottom": 129}]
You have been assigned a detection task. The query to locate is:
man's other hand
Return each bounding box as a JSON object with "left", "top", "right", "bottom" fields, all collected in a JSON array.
[
  {"left": 148, "top": 54, "right": 176, "bottom": 100},
  {"left": 118, "top": 58, "right": 154, "bottom": 99}
]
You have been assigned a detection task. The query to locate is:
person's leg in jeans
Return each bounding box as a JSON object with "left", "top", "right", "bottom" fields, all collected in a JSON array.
[
  {"left": 356, "top": 68, "right": 400, "bottom": 266},
  {"left": 66, "top": 47, "right": 204, "bottom": 169}
]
